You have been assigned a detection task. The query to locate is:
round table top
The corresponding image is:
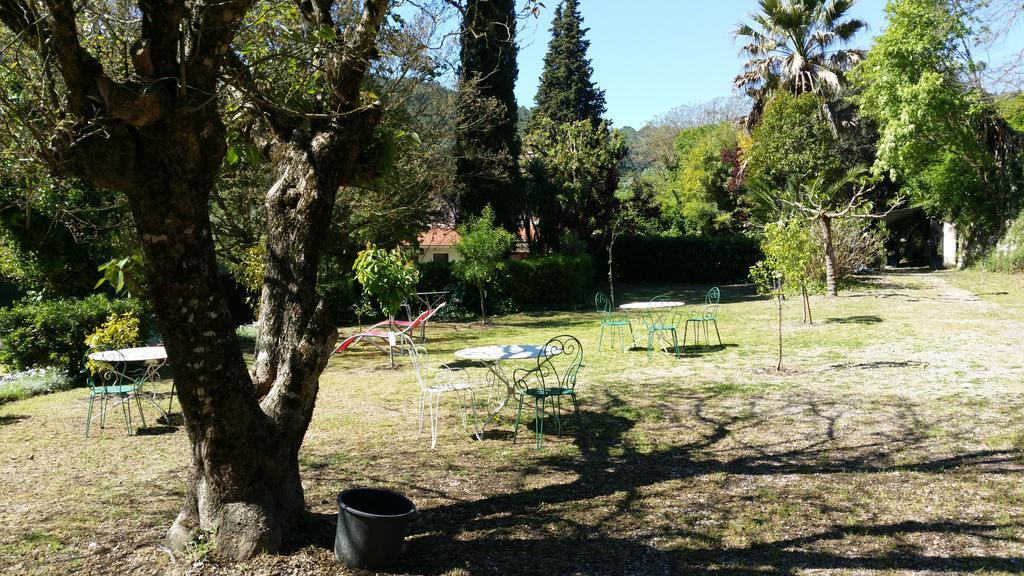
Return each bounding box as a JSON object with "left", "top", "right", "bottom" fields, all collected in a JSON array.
[
  {"left": 88, "top": 346, "right": 167, "bottom": 362},
  {"left": 454, "top": 344, "right": 557, "bottom": 362},
  {"left": 620, "top": 301, "right": 686, "bottom": 310}
]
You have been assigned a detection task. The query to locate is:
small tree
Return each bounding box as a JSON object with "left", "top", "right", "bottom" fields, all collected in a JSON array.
[
  {"left": 455, "top": 206, "right": 515, "bottom": 324},
  {"left": 353, "top": 243, "right": 419, "bottom": 332},
  {"left": 758, "top": 219, "right": 816, "bottom": 323}
]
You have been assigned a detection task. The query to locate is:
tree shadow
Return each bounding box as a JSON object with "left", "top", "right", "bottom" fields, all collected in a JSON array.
[
  {"left": 0, "top": 414, "right": 27, "bottom": 426},
  {"left": 680, "top": 343, "right": 739, "bottom": 356},
  {"left": 400, "top": 390, "right": 1022, "bottom": 574},
  {"left": 825, "top": 360, "right": 928, "bottom": 371},
  {"left": 135, "top": 425, "right": 178, "bottom": 436},
  {"left": 288, "top": 388, "right": 1024, "bottom": 574},
  {"left": 824, "top": 315, "right": 883, "bottom": 325}
]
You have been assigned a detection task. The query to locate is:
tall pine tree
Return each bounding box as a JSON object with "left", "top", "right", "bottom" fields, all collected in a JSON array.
[
  {"left": 533, "top": 0, "right": 607, "bottom": 126},
  {"left": 455, "top": 0, "right": 523, "bottom": 232}
]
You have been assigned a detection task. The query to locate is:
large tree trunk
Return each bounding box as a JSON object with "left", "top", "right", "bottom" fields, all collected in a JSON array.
[
  {"left": 0, "top": 0, "right": 389, "bottom": 561},
  {"left": 108, "top": 111, "right": 299, "bottom": 560},
  {"left": 821, "top": 215, "right": 838, "bottom": 297}
]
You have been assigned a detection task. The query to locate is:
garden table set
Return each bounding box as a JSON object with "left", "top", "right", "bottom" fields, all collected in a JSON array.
[
  {"left": 453, "top": 344, "right": 557, "bottom": 430},
  {"left": 85, "top": 345, "right": 175, "bottom": 436}
]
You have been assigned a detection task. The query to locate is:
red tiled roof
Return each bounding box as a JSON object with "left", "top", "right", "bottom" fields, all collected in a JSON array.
[{"left": 418, "top": 227, "right": 460, "bottom": 247}]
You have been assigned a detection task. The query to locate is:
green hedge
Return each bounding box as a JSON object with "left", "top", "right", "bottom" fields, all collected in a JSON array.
[
  {"left": 0, "top": 295, "right": 151, "bottom": 379},
  {"left": 418, "top": 253, "right": 594, "bottom": 315},
  {"left": 610, "top": 235, "right": 762, "bottom": 283}
]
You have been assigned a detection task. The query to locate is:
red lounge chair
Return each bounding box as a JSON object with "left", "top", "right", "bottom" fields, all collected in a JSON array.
[{"left": 335, "top": 302, "right": 447, "bottom": 354}]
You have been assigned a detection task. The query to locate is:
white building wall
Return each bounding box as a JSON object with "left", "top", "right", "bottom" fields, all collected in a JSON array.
[
  {"left": 419, "top": 246, "right": 461, "bottom": 264},
  {"left": 942, "top": 222, "right": 959, "bottom": 269}
]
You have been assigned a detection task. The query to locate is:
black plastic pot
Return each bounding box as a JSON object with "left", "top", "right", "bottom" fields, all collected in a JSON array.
[{"left": 335, "top": 488, "right": 417, "bottom": 569}]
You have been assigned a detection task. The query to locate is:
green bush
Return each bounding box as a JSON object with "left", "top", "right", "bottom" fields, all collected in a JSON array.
[
  {"left": 612, "top": 235, "right": 763, "bottom": 283},
  {"left": 497, "top": 254, "right": 594, "bottom": 311},
  {"left": 417, "top": 254, "right": 593, "bottom": 315},
  {"left": 0, "top": 295, "right": 150, "bottom": 379}
]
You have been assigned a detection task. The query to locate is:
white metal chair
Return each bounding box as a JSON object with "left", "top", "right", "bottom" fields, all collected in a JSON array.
[{"left": 404, "top": 334, "right": 481, "bottom": 449}]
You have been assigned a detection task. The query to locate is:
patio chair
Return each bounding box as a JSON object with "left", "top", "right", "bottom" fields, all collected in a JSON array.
[
  {"left": 595, "top": 292, "right": 633, "bottom": 352},
  {"left": 405, "top": 334, "right": 481, "bottom": 449},
  {"left": 511, "top": 335, "right": 583, "bottom": 449},
  {"left": 84, "top": 351, "right": 147, "bottom": 437},
  {"left": 642, "top": 295, "right": 684, "bottom": 359},
  {"left": 334, "top": 302, "right": 447, "bottom": 360},
  {"left": 683, "top": 287, "right": 722, "bottom": 348}
]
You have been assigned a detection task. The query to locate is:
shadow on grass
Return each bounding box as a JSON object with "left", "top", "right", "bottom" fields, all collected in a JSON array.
[
  {"left": 0, "top": 414, "right": 27, "bottom": 426},
  {"left": 135, "top": 425, "right": 178, "bottom": 436},
  {"left": 826, "top": 360, "right": 928, "bottom": 371},
  {"left": 681, "top": 343, "right": 738, "bottom": 356},
  {"left": 824, "top": 315, "right": 883, "bottom": 325},
  {"left": 289, "top": 389, "right": 1024, "bottom": 574}
]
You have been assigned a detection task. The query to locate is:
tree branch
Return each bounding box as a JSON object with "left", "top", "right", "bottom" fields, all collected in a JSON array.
[{"left": 331, "top": 0, "right": 389, "bottom": 106}]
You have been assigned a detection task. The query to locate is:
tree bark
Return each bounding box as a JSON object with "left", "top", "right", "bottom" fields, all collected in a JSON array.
[
  {"left": 821, "top": 215, "right": 838, "bottom": 297},
  {"left": 801, "top": 283, "right": 813, "bottom": 324},
  {"left": 607, "top": 239, "right": 615, "bottom": 306},
  {"left": 0, "top": 0, "right": 391, "bottom": 560},
  {"left": 478, "top": 282, "right": 488, "bottom": 324}
]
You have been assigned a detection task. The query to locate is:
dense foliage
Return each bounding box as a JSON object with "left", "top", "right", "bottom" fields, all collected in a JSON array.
[
  {"left": 454, "top": 206, "right": 515, "bottom": 323},
  {"left": 521, "top": 116, "right": 626, "bottom": 248},
  {"left": 455, "top": 0, "right": 522, "bottom": 230},
  {"left": 419, "top": 253, "right": 593, "bottom": 313},
  {"left": 0, "top": 295, "right": 149, "bottom": 378},
  {"left": 352, "top": 243, "right": 420, "bottom": 321},
  {"left": 745, "top": 92, "right": 844, "bottom": 195},
  {"left": 532, "top": 0, "right": 607, "bottom": 126},
  {"left": 851, "top": 0, "right": 1024, "bottom": 242}
]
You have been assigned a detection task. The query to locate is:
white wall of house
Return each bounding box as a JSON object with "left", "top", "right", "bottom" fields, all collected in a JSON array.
[
  {"left": 419, "top": 246, "right": 461, "bottom": 264},
  {"left": 942, "top": 222, "right": 959, "bottom": 269}
]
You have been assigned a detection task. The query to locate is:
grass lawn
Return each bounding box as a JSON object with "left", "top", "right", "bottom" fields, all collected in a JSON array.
[{"left": 3, "top": 270, "right": 1024, "bottom": 575}]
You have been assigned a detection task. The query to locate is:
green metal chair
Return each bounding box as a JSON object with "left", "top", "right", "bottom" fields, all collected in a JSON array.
[
  {"left": 642, "top": 295, "right": 684, "bottom": 359},
  {"left": 84, "top": 351, "right": 147, "bottom": 437},
  {"left": 684, "top": 287, "right": 722, "bottom": 348},
  {"left": 511, "top": 335, "right": 583, "bottom": 449},
  {"left": 595, "top": 292, "right": 632, "bottom": 352}
]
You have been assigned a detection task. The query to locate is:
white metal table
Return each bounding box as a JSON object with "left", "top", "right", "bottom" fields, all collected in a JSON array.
[
  {"left": 454, "top": 344, "right": 557, "bottom": 431},
  {"left": 87, "top": 346, "right": 173, "bottom": 422},
  {"left": 619, "top": 300, "right": 686, "bottom": 351}
]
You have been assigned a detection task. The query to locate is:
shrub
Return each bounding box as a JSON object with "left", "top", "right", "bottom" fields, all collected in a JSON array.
[
  {"left": 496, "top": 253, "right": 594, "bottom": 311},
  {"left": 0, "top": 295, "right": 150, "bottom": 379},
  {"left": 611, "top": 235, "right": 763, "bottom": 284},
  {"left": 810, "top": 219, "right": 886, "bottom": 285},
  {"left": 353, "top": 243, "right": 419, "bottom": 320},
  {"left": 415, "top": 253, "right": 594, "bottom": 316},
  {"left": 84, "top": 312, "right": 142, "bottom": 374},
  {"left": 454, "top": 206, "right": 515, "bottom": 323}
]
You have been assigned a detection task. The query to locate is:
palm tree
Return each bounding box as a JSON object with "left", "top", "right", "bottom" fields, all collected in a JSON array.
[{"left": 734, "top": 0, "right": 867, "bottom": 130}]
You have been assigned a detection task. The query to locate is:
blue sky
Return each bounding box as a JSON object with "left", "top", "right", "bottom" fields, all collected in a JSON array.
[{"left": 511, "top": 0, "right": 1023, "bottom": 129}]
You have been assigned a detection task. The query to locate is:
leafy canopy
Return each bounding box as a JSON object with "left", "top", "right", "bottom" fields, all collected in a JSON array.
[
  {"left": 532, "top": 0, "right": 607, "bottom": 126},
  {"left": 454, "top": 205, "right": 515, "bottom": 288},
  {"left": 353, "top": 243, "right": 419, "bottom": 319},
  {"left": 521, "top": 115, "right": 625, "bottom": 244},
  {"left": 734, "top": 0, "right": 867, "bottom": 126},
  {"left": 745, "top": 91, "right": 843, "bottom": 195},
  {"left": 850, "top": 0, "right": 1024, "bottom": 233}
]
